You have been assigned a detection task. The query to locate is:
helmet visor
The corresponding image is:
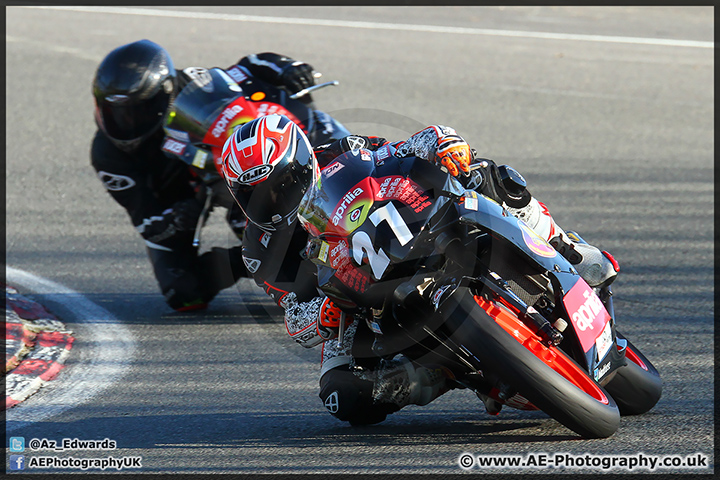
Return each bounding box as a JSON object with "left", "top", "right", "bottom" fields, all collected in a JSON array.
[
  {"left": 233, "top": 157, "right": 312, "bottom": 230},
  {"left": 99, "top": 89, "right": 171, "bottom": 141}
]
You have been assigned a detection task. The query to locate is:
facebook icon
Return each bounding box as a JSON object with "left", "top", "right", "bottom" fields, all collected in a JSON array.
[{"left": 9, "top": 455, "right": 25, "bottom": 470}]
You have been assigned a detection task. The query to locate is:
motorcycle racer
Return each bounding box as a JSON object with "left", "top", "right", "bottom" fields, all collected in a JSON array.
[
  {"left": 222, "top": 114, "right": 619, "bottom": 424},
  {"left": 90, "top": 39, "right": 322, "bottom": 311}
]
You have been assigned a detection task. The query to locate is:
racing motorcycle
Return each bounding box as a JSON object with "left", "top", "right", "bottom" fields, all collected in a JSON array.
[
  {"left": 297, "top": 145, "right": 662, "bottom": 439},
  {"left": 162, "top": 67, "right": 350, "bottom": 245}
]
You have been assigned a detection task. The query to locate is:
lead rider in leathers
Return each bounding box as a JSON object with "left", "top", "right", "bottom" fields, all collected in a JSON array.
[{"left": 224, "top": 114, "right": 619, "bottom": 425}]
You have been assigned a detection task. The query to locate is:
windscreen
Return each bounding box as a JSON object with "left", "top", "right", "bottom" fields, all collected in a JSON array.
[{"left": 165, "top": 68, "right": 243, "bottom": 145}]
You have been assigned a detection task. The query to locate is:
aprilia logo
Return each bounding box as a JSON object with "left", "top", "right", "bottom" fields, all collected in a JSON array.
[
  {"left": 332, "top": 188, "right": 364, "bottom": 226},
  {"left": 349, "top": 207, "right": 363, "bottom": 223},
  {"left": 563, "top": 279, "right": 611, "bottom": 354},
  {"left": 572, "top": 290, "right": 605, "bottom": 331},
  {"left": 212, "top": 105, "right": 243, "bottom": 138}
]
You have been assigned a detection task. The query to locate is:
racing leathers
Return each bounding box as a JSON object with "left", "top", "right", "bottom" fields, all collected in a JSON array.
[
  {"left": 242, "top": 125, "right": 619, "bottom": 425},
  {"left": 91, "top": 52, "right": 317, "bottom": 311}
]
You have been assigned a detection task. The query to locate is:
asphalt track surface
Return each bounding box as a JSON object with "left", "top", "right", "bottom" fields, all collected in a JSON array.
[{"left": 5, "top": 6, "right": 714, "bottom": 476}]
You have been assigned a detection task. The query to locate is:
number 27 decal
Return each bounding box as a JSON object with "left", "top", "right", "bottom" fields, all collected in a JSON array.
[{"left": 351, "top": 202, "right": 412, "bottom": 280}]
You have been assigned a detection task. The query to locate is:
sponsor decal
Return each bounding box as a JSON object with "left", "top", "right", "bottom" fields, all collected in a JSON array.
[
  {"left": 165, "top": 128, "right": 190, "bottom": 143},
  {"left": 349, "top": 206, "right": 363, "bottom": 223},
  {"left": 334, "top": 259, "right": 370, "bottom": 293},
  {"left": 161, "top": 138, "right": 186, "bottom": 156},
  {"left": 464, "top": 191, "right": 479, "bottom": 211},
  {"left": 328, "top": 176, "right": 433, "bottom": 234},
  {"left": 192, "top": 149, "right": 208, "bottom": 169},
  {"left": 256, "top": 103, "right": 306, "bottom": 131},
  {"left": 360, "top": 149, "right": 372, "bottom": 162},
  {"left": 334, "top": 196, "right": 372, "bottom": 233},
  {"left": 594, "top": 361, "right": 611, "bottom": 381},
  {"left": 322, "top": 161, "right": 344, "bottom": 178},
  {"left": 243, "top": 256, "right": 261, "bottom": 274},
  {"left": 319, "top": 241, "right": 329, "bottom": 263},
  {"left": 295, "top": 327, "right": 318, "bottom": 345},
  {"left": 376, "top": 176, "right": 432, "bottom": 213},
  {"left": 376, "top": 146, "right": 390, "bottom": 160},
  {"left": 211, "top": 104, "right": 244, "bottom": 138},
  {"left": 329, "top": 239, "right": 350, "bottom": 269},
  {"left": 595, "top": 318, "right": 613, "bottom": 361},
  {"left": 518, "top": 222, "right": 557, "bottom": 258},
  {"left": 255, "top": 103, "right": 281, "bottom": 116},
  {"left": 97, "top": 171, "right": 136, "bottom": 191},
  {"left": 238, "top": 164, "right": 274, "bottom": 186},
  {"left": 367, "top": 318, "right": 383, "bottom": 334},
  {"left": 332, "top": 187, "right": 365, "bottom": 226},
  {"left": 223, "top": 66, "right": 248, "bottom": 85},
  {"left": 326, "top": 239, "right": 370, "bottom": 292},
  {"left": 562, "top": 279, "right": 611, "bottom": 353}
]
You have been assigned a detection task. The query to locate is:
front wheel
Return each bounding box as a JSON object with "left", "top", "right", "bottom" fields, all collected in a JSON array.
[
  {"left": 604, "top": 332, "right": 662, "bottom": 415},
  {"left": 440, "top": 287, "right": 620, "bottom": 439}
]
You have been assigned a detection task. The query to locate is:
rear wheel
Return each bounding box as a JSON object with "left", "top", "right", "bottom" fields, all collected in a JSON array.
[
  {"left": 604, "top": 332, "right": 662, "bottom": 415},
  {"left": 440, "top": 287, "right": 620, "bottom": 439}
]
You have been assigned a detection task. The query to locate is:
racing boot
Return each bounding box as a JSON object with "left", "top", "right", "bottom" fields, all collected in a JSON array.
[
  {"left": 506, "top": 198, "right": 619, "bottom": 288},
  {"left": 371, "top": 355, "right": 454, "bottom": 408}
]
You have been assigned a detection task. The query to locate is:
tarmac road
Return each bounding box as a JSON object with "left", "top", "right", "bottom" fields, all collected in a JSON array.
[{"left": 5, "top": 6, "right": 714, "bottom": 475}]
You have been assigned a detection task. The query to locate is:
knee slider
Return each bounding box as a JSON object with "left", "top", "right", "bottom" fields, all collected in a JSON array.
[
  {"left": 319, "top": 365, "right": 374, "bottom": 421},
  {"left": 319, "top": 365, "right": 400, "bottom": 425}
]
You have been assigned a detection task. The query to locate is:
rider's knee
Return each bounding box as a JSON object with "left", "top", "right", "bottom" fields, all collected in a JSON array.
[{"left": 319, "top": 364, "right": 399, "bottom": 425}]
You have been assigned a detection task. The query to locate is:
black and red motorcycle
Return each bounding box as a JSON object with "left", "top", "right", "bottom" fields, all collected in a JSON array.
[
  {"left": 162, "top": 67, "right": 350, "bottom": 244},
  {"left": 297, "top": 145, "right": 662, "bottom": 439}
]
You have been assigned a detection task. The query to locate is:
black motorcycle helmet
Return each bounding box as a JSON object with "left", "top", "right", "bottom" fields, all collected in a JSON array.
[{"left": 93, "top": 39, "right": 177, "bottom": 152}]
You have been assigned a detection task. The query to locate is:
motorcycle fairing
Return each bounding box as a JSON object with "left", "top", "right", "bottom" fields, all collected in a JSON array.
[
  {"left": 562, "top": 278, "right": 612, "bottom": 354},
  {"left": 165, "top": 67, "right": 311, "bottom": 177},
  {"left": 299, "top": 150, "right": 465, "bottom": 308},
  {"left": 427, "top": 174, "right": 626, "bottom": 378}
]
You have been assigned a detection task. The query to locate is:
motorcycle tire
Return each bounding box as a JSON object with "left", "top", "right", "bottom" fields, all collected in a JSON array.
[
  {"left": 440, "top": 286, "right": 620, "bottom": 439},
  {"left": 603, "top": 332, "right": 662, "bottom": 416}
]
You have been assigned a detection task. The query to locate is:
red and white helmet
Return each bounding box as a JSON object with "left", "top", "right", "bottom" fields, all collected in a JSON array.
[{"left": 221, "top": 114, "right": 317, "bottom": 231}]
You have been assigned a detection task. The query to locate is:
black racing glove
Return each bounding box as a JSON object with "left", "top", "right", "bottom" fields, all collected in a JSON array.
[
  {"left": 279, "top": 61, "right": 315, "bottom": 93},
  {"left": 171, "top": 198, "right": 204, "bottom": 231}
]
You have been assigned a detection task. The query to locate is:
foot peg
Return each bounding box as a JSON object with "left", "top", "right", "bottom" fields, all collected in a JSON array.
[{"left": 477, "top": 392, "right": 502, "bottom": 416}]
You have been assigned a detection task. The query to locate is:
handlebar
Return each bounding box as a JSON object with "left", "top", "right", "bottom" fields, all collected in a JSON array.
[{"left": 290, "top": 80, "right": 340, "bottom": 100}]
